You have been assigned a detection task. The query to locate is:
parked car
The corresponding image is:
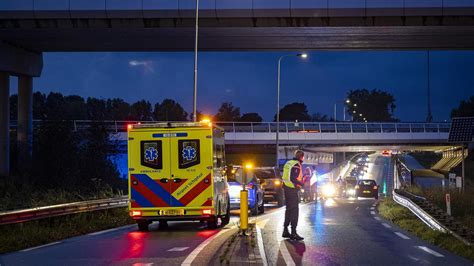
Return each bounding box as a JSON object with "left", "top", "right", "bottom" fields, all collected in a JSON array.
[
  {"left": 228, "top": 166, "right": 265, "bottom": 215},
  {"left": 254, "top": 167, "right": 285, "bottom": 207}
]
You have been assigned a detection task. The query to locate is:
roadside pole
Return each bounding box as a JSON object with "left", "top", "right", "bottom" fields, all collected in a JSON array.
[
  {"left": 461, "top": 144, "right": 465, "bottom": 193},
  {"left": 446, "top": 193, "right": 451, "bottom": 216}
]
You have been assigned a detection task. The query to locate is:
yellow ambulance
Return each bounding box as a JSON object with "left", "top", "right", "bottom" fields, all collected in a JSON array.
[{"left": 127, "top": 121, "right": 230, "bottom": 230}]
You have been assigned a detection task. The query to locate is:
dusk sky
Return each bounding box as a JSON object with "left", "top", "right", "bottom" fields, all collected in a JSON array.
[{"left": 9, "top": 50, "right": 474, "bottom": 122}]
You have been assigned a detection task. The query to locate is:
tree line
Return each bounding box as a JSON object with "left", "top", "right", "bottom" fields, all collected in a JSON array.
[{"left": 9, "top": 90, "right": 473, "bottom": 123}]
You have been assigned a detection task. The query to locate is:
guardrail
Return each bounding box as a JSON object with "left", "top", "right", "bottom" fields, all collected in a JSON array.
[
  {"left": 0, "top": 196, "right": 128, "bottom": 226},
  {"left": 392, "top": 189, "right": 473, "bottom": 246},
  {"left": 9, "top": 120, "right": 451, "bottom": 134}
]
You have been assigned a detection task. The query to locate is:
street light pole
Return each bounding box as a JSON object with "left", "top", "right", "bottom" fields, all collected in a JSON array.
[
  {"left": 192, "top": 0, "right": 199, "bottom": 122},
  {"left": 276, "top": 53, "right": 307, "bottom": 170}
]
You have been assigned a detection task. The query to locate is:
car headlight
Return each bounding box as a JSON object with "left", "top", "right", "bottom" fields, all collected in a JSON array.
[
  {"left": 347, "top": 188, "right": 355, "bottom": 195},
  {"left": 322, "top": 184, "right": 335, "bottom": 197},
  {"left": 274, "top": 180, "right": 281, "bottom": 186},
  {"left": 229, "top": 186, "right": 241, "bottom": 198}
]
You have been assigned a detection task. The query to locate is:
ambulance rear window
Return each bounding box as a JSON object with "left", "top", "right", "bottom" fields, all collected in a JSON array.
[
  {"left": 179, "top": 139, "right": 200, "bottom": 169},
  {"left": 141, "top": 141, "right": 162, "bottom": 169}
]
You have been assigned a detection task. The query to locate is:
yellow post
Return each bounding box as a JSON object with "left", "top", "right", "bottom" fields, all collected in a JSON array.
[{"left": 240, "top": 190, "right": 248, "bottom": 230}]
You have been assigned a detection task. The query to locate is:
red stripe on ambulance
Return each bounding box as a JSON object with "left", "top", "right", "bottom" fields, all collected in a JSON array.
[
  {"left": 179, "top": 174, "right": 211, "bottom": 206},
  {"left": 131, "top": 175, "right": 169, "bottom": 207}
]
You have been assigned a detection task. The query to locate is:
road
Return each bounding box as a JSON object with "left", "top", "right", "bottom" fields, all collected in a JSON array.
[
  {"left": 1, "top": 154, "right": 471, "bottom": 265},
  {"left": 258, "top": 154, "right": 471, "bottom": 265}
]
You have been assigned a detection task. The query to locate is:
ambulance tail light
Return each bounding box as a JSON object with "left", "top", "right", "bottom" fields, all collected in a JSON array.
[
  {"left": 130, "top": 210, "right": 142, "bottom": 217},
  {"left": 127, "top": 124, "right": 133, "bottom": 130},
  {"left": 202, "top": 209, "right": 213, "bottom": 215}
]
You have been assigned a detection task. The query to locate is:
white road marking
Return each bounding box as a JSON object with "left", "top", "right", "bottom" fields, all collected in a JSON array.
[
  {"left": 256, "top": 225, "right": 268, "bottom": 266},
  {"left": 370, "top": 211, "right": 375, "bottom": 215},
  {"left": 181, "top": 225, "right": 236, "bottom": 266},
  {"left": 382, "top": 223, "right": 391, "bottom": 229},
  {"left": 394, "top": 232, "right": 410, "bottom": 240},
  {"left": 88, "top": 225, "right": 135, "bottom": 236},
  {"left": 279, "top": 241, "right": 296, "bottom": 266},
  {"left": 370, "top": 207, "right": 375, "bottom": 210},
  {"left": 168, "top": 247, "right": 189, "bottom": 252},
  {"left": 416, "top": 246, "right": 444, "bottom": 257},
  {"left": 374, "top": 217, "right": 381, "bottom": 221},
  {"left": 20, "top": 241, "right": 61, "bottom": 252}
]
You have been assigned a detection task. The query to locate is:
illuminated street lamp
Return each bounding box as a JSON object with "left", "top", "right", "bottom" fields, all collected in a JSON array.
[
  {"left": 276, "top": 53, "right": 308, "bottom": 170},
  {"left": 192, "top": 0, "right": 200, "bottom": 121}
]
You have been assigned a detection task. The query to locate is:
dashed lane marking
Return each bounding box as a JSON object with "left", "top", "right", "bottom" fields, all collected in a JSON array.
[
  {"left": 370, "top": 211, "right": 375, "bottom": 215},
  {"left": 370, "top": 207, "right": 375, "bottom": 210},
  {"left": 20, "top": 241, "right": 61, "bottom": 252},
  {"left": 416, "top": 246, "right": 444, "bottom": 257},
  {"left": 168, "top": 247, "right": 189, "bottom": 252},
  {"left": 374, "top": 217, "right": 381, "bottom": 221},
  {"left": 382, "top": 223, "right": 391, "bottom": 229},
  {"left": 394, "top": 232, "right": 410, "bottom": 240}
]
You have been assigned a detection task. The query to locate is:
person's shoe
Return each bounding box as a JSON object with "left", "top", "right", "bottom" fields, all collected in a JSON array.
[
  {"left": 290, "top": 232, "right": 304, "bottom": 241},
  {"left": 282, "top": 228, "right": 291, "bottom": 238}
]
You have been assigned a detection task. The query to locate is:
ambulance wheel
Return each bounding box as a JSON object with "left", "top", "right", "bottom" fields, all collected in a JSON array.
[
  {"left": 158, "top": 220, "right": 168, "bottom": 230},
  {"left": 137, "top": 220, "right": 149, "bottom": 231},
  {"left": 207, "top": 216, "right": 218, "bottom": 229},
  {"left": 221, "top": 200, "right": 231, "bottom": 226}
]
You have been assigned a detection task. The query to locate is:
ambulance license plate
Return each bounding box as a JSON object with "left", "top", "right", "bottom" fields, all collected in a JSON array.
[{"left": 161, "top": 209, "right": 184, "bottom": 216}]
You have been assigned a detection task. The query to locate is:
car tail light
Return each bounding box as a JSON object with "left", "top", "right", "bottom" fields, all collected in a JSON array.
[
  {"left": 130, "top": 210, "right": 142, "bottom": 217},
  {"left": 202, "top": 209, "right": 212, "bottom": 215},
  {"left": 246, "top": 183, "right": 254, "bottom": 190},
  {"left": 373, "top": 186, "right": 378, "bottom": 190},
  {"left": 274, "top": 180, "right": 281, "bottom": 186}
]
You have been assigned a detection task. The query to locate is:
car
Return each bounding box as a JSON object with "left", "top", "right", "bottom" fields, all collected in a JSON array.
[
  {"left": 228, "top": 167, "right": 265, "bottom": 215},
  {"left": 254, "top": 167, "right": 285, "bottom": 207},
  {"left": 344, "top": 178, "right": 358, "bottom": 197},
  {"left": 355, "top": 179, "right": 379, "bottom": 199}
]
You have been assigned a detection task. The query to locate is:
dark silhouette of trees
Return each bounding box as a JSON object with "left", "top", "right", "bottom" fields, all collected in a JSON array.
[
  {"left": 451, "top": 96, "right": 474, "bottom": 118},
  {"left": 130, "top": 100, "right": 153, "bottom": 121},
  {"left": 239, "top": 112, "right": 263, "bottom": 122},
  {"left": 275, "top": 102, "right": 311, "bottom": 122},
  {"left": 311, "top": 113, "right": 330, "bottom": 122},
  {"left": 154, "top": 99, "right": 188, "bottom": 121},
  {"left": 214, "top": 102, "right": 241, "bottom": 121},
  {"left": 106, "top": 98, "right": 131, "bottom": 120},
  {"left": 345, "top": 89, "right": 397, "bottom": 122}
]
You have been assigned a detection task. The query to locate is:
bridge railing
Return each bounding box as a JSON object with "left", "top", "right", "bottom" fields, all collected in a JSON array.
[{"left": 10, "top": 120, "right": 451, "bottom": 134}]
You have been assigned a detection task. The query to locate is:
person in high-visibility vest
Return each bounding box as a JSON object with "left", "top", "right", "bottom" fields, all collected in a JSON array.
[{"left": 281, "top": 150, "right": 305, "bottom": 241}]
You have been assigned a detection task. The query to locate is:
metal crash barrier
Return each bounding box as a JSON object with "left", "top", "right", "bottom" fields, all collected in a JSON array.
[{"left": 0, "top": 196, "right": 128, "bottom": 225}]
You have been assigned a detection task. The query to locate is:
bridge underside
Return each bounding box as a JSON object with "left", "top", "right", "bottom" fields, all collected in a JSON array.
[{"left": 1, "top": 17, "right": 474, "bottom": 51}]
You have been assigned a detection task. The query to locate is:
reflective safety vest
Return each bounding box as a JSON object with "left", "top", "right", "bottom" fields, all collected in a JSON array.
[{"left": 282, "top": 159, "right": 302, "bottom": 189}]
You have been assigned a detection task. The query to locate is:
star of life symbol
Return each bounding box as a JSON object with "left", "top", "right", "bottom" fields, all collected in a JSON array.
[
  {"left": 145, "top": 147, "right": 158, "bottom": 161},
  {"left": 182, "top": 146, "right": 197, "bottom": 161}
]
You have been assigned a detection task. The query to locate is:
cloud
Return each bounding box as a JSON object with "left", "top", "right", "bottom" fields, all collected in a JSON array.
[{"left": 129, "top": 60, "right": 154, "bottom": 73}]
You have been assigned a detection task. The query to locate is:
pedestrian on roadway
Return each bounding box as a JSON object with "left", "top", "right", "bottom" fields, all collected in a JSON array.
[{"left": 281, "top": 150, "right": 305, "bottom": 241}]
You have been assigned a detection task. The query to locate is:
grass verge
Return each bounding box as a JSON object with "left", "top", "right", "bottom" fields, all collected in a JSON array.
[
  {"left": 0, "top": 207, "right": 134, "bottom": 254},
  {"left": 378, "top": 198, "right": 474, "bottom": 261}
]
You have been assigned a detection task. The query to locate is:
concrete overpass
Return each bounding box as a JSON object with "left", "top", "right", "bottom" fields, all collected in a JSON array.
[{"left": 1, "top": 1, "right": 474, "bottom": 175}]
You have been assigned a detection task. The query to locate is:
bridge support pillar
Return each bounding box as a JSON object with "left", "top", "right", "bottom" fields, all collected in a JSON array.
[
  {"left": 17, "top": 75, "right": 33, "bottom": 164},
  {"left": 0, "top": 72, "right": 9, "bottom": 177}
]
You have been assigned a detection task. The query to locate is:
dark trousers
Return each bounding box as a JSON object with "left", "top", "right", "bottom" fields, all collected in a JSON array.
[{"left": 283, "top": 185, "right": 299, "bottom": 231}]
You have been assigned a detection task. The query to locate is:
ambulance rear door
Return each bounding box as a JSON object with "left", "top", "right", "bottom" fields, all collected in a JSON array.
[{"left": 169, "top": 128, "right": 213, "bottom": 209}]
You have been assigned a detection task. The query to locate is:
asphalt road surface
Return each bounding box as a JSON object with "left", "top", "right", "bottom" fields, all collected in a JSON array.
[
  {"left": 2, "top": 154, "right": 472, "bottom": 265},
  {"left": 257, "top": 154, "right": 472, "bottom": 265}
]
